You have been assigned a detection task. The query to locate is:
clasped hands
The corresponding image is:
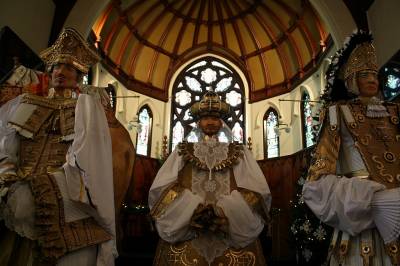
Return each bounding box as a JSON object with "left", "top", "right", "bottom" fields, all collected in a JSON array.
[{"left": 190, "top": 203, "right": 229, "bottom": 237}]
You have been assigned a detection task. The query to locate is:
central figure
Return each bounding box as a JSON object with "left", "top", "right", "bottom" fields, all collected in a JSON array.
[{"left": 149, "top": 91, "right": 271, "bottom": 265}]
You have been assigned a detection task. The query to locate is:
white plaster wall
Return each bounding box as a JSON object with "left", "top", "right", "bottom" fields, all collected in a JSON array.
[
  {"left": 0, "top": 0, "right": 55, "bottom": 53},
  {"left": 309, "top": 0, "right": 356, "bottom": 49},
  {"left": 369, "top": 0, "right": 400, "bottom": 66},
  {"left": 63, "top": 0, "right": 110, "bottom": 37},
  {"left": 93, "top": 63, "right": 166, "bottom": 159}
]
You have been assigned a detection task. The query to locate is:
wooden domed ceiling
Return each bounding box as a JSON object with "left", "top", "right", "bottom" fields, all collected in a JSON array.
[{"left": 92, "top": 0, "right": 331, "bottom": 102}]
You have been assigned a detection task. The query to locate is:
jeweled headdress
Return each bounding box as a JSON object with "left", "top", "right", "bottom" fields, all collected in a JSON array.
[
  {"left": 40, "top": 28, "right": 100, "bottom": 74},
  {"left": 190, "top": 91, "right": 230, "bottom": 119},
  {"left": 323, "top": 30, "right": 377, "bottom": 102}
]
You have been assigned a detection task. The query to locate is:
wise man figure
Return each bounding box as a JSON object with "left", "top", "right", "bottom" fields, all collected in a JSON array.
[
  {"left": 0, "top": 28, "right": 116, "bottom": 265},
  {"left": 303, "top": 31, "right": 400, "bottom": 265},
  {"left": 149, "top": 91, "right": 271, "bottom": 265}
]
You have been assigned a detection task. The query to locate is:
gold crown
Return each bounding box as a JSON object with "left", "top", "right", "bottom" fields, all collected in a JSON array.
[
  {"left": 190, "top": 91, "right": 230, "bottom": 119},
  {"left": 40, "top": 28, "right": 100, "bottom": 74},
  {"left": 343, "top": 42, "right": 378, "bottom": 80}
]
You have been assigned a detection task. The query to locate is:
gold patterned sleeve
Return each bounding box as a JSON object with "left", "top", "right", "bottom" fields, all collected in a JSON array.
[
  {"left": 307, "top": 106, "right": 341, "bottom": 181},
  {"left": 237, "top": 187, "right": 270, "bottom": 223},
  {"left": 150, "top": 182, "right": 185, "bottom": 219}
]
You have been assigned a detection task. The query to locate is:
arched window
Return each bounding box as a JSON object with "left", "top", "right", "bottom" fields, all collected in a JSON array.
[
  {"left": 136, "top": 105, "right": 153, "bottom": 156},
  {"left": 170, "top": 56, "right": 245, "bottom": 151},
  {"left": 263, "top": 108, "right": 279, "bottom": 158},
  {"left": 301, "top": 91, "right": 314, "bottom": 148}
]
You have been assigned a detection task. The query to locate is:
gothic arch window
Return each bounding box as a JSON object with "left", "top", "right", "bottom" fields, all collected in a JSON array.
[
  {"left": 263, "top": 108, "right": 279, "bottom": 158},
  {"left": 301, "top": 90, "right": 314, "bottom": 148},
  {"left": 136, "top": 105, "right": 153, "bottom": 156},
  {"left": 170, "top": 56, "right": 245, "bottom": 151}
]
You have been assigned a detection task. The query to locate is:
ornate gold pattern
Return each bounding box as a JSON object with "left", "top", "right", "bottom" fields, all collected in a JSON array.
[
  {"left": 190, "top": 91, "right": 230, "bottom": 119},
  {"left": 357, "top": 114, "right": 365, "bottom": 123},
  {"left": 150, "top": 183, "right": 185, "bottom": 219},
  {"left": 237, "top": 188, "right": 269, "bottom": 223},
  {"left": 6, "top": 94, "right": 110, "bottom": 263},
  {"left": 390, "top": 116, "right": 399, "bottom": 125},
  {"left": 153, "top": 239, "right": 265, "bottom": 266},
  {"left": 343, "top": 42, "right": 378, "bottom": 80},
  {"left": 383, "top": 151, "right": 396, "bottom": 163},
  {"left": 360, "top": 241, "right": 374, "bottom": 266},
  {"left": 225, "top": 250, "right": 256, "bottom": 266},
  {"left": 307, "top": 108, "right": 341, "bottom": 181},
  {"left": 385, "top": 240, "right": 400, "bottom": 265},
  {"left": 40, "top": 28, "right": 100, "bottom": 74},
  {"left": 344, "top": 102, "right": 400, "bottom": 188},
  {"left": 178, "top": 142, "right": 243, "bottom": 172}
]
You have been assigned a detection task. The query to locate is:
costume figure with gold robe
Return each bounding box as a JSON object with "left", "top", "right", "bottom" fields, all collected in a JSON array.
[
  {"left": 303, "top": 31, "right": 400, "bottom": 265},
  {"left": 0, "top": 28, "right": 116, "bottom": 265},
  {"left": 149, "top": 91, "right": 271, "bottom": 265}
]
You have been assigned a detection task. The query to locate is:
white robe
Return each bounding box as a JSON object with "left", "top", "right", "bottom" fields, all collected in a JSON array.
[
  {"left": 0, "top": 92, "right": 117, "bottom": 266},
  {"left": 149, "top": 145, "right": 271, "bottom": 261}
]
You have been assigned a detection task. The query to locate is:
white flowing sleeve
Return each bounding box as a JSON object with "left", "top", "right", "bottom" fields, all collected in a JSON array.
[
  {"left": 217, "top": 190, "right": 264, "bottom": 248},
  {"left": 232, "top": 147, "right": 271, "bottom": 209},
  {"left": 63, "top": 94, "right": 117, "bottom": 265},
  {"left": 149, "top": 150, "right": 204, "bottom": 243},
  {"left": 371, "top": 187, "right": 400, "bottom": 244},
  {"left": 302, "top": 174, "right": 386, "bottom": 236},
  {"left": 216, "top": 147, "right": 271, "bottom": 248},
  {"left": 0, "top": 96, "right": 22, "bottom": 177}
]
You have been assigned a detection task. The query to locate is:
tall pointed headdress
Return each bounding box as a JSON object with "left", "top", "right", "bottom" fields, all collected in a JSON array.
[
  {"left": 190, "top": 91, "right": 230, "bottom": 120},
  {"left": 323, "top": 30, "right": 378, "bottom": 102},
  {"left": 40, "top": 28, "right": 100, "bottom": 74}
]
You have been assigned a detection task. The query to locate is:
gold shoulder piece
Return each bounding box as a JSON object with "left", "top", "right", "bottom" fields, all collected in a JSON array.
[
  {"left": 150, "top": 183, "right": 185, "bottom": 219},
  {"left": 237, "top": 187, "right": 270, "bottom": 223},
  {"left": 307, "top": 108, "right": 341, "bottom": 181}
]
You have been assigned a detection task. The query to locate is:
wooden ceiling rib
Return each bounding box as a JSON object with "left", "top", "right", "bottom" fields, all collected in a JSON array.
[
  {"left": 259, "top": 2, "right": 303, "bottom": 70},
  {"left": 192, "top": 0, "right": 206, "bottom": 46},
  {"left": 276, "top": 0, "right": 317, "bottom": 58},
  {"left": 230, "top": 0, "right": 269, "bottom": 85},
  {"left": 215, "top": 0, "right": 227, "bottom": 47},
  {"left": 128, "top": 1, "right": 164, "bottom": 75},
  {"left": 92, "top": 0, "right": 330, "bottom": 102}
]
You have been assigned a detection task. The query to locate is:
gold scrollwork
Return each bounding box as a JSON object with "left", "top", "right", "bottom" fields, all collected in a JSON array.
[
  {"left": 225, "top": 250, "right": 256, "bottom": 266},
  {"left": 330, "top": 125, "right": 338, "bottom": 131},
  {"left": 385, "top": 240, "right": 400, "bottom": 265},
  {"left": 167, "top": 244, "right": 199, "bottom": 265},
  {"left": 372, "top": 156, "right": 394, "bottom": 183},
  {"left": 357, "top": 114, "right": 365, "bottom": 123},
  {"left": 360, "top": 134, "right": 372, "bottom": 146},
  {"left": 390, "top": 116, "right": 399, "bottom": 125},
  {"left": 350, "top": 122, "right": 357, "bottom": 129},
  {"left": 383, "top": 152, "right": 396, "bottom": 163}
]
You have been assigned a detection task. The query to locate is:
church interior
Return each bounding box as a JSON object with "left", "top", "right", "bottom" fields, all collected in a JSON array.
[{"left": 0, "top": 0, "right": 399, "bottom": 265}]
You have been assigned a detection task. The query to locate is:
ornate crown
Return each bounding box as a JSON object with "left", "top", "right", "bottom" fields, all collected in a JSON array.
[
  {"left": 40, "top": 28, "right": 100, "bottom": 74},
  {"left": 190, "top": 91, "right": 230, "bottom": 119},
  {"left": 343, "top": 42, "right": 378, "bottom": 80},
  {"left": 323, "top": 30, "right": 377, "bottom": 102}
]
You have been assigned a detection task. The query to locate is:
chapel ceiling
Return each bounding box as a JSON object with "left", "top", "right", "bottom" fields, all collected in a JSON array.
[{"left": 92, "top": 0, "right": 331, "bottom": 102}]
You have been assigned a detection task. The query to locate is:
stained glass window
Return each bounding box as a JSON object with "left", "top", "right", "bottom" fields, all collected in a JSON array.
[
  {"left": 170, "top": 57, "right": 245, "bottom": 151},
  {"left": 136, "top": 105, "right": 153, "bottom": 156},
  {"left": 382, "top": 67, "right": 400, "bottom": 100},
  {"left": 263, "top": 108, "right": 279, "bottom": 158},
  {"left": 301, "top": 91, "right": 314, "bottom": 148}
]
